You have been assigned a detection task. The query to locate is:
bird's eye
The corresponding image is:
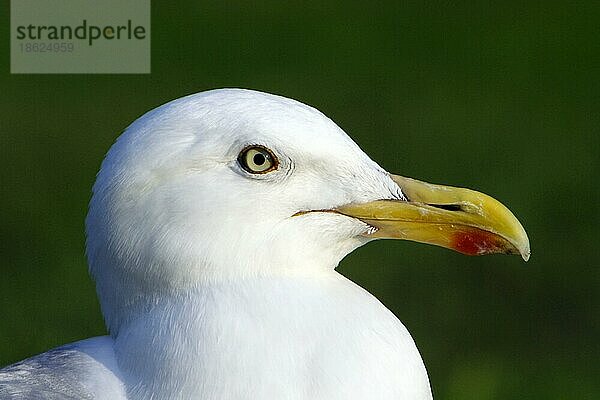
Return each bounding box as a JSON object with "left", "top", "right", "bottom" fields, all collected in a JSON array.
[{"left": 238, "top": 146, "right": 278, "bottom": 174}]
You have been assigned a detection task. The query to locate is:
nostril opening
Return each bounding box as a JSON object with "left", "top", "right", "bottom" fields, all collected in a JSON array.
[{"left": 429, "top": 203, "right": 464, "bottom": 212}]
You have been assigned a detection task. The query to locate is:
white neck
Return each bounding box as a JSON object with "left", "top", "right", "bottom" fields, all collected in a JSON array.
[{"left": 112, "top": 272, "right": 432, "bottom": 400}]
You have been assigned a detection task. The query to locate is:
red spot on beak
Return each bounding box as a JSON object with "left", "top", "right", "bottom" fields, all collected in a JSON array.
[{"left": 453, "top": 228, "right": 509, "bottom": 256}]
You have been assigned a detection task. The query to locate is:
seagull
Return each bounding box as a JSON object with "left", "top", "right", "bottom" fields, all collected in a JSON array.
[{"left": 0, "top": 89, "right": 529, "bottom": 399}]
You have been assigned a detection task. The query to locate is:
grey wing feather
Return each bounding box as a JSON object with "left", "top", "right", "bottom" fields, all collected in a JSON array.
[
  {"left": 0, "top": 346, "right": 95, "bottom": 399},
  {"left": 0, "top": 337, "right": 126, "bottom": 400}
]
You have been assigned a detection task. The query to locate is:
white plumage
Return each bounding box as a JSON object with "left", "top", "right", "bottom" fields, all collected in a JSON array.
[{"left": 1, "top": 88, "right": 529, "bottom": 399}]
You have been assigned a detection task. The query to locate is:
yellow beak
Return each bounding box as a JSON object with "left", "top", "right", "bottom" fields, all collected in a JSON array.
[{"left": 335, "top": 174, "right": 530, "bottom": 261}]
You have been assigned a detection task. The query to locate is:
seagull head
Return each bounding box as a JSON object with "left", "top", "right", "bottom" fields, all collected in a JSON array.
[{"left": 86, "top": 89, "right": 529, "bottom": 332}]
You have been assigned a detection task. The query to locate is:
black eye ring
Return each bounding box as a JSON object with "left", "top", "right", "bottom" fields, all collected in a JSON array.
[{"left": 238, "top": 145, "right": 279, "bottom": 174}]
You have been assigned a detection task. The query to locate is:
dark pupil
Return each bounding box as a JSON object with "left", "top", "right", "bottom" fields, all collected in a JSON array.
[{"left": 253, "top": 152, "right": 266, "bottom": 166}]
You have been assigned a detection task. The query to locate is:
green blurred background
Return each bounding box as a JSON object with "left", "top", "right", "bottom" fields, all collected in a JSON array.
[{"left": 1, "top": 2, "right": 598, "bottom": 399}]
